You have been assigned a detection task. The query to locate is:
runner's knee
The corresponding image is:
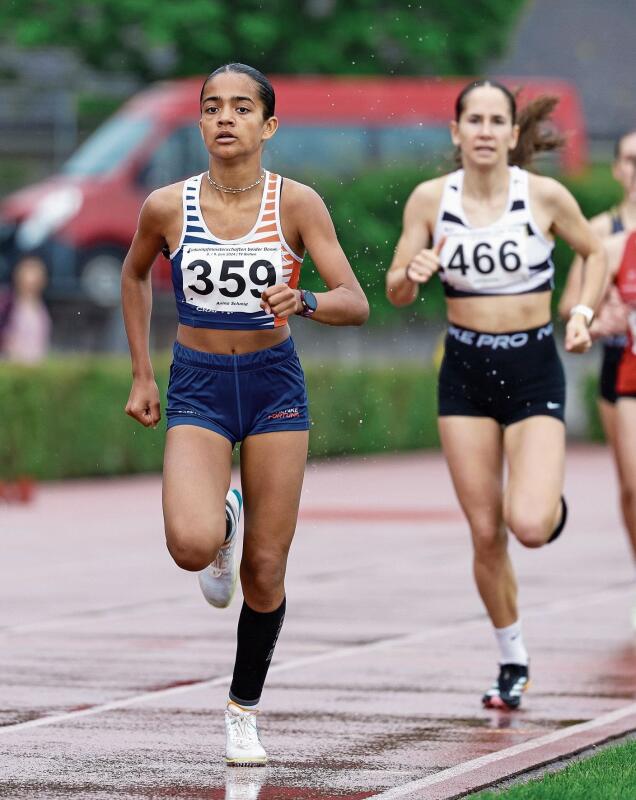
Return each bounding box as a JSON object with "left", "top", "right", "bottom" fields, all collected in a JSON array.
[
  {"left": 469, "top": 517, "right": 506, "bottom": 555},
  {"left": 165, "top": 518, "right": 224, "bottom": 571},
  {"left": 241, "top": 550, "right": 288, "bottom": 605},
  {"left": 506, "top": 509, "right": 552, "bottom": 549}
]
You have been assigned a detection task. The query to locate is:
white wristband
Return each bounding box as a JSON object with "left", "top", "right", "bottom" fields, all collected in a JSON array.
[{"left": 570, "top": 304, "right": 594, "bottom": 326}]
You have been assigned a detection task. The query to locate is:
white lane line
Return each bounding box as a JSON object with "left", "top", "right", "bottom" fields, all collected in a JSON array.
[
  {"left": 0, "top": 581, "right": 632, "bottom": 736},
  {"left": 0, "top": 558, "right": 390, "bottom": 636},
  {"left": 370, "top": 701, "right": 636, "bottom": 799},
  {"left": 0, "top": 596, "right": 194, "bottom": 636}
]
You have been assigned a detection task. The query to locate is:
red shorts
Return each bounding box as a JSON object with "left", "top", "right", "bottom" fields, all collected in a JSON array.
[{"left": 617, "top": 344, "right": 636, "bottom": 397}]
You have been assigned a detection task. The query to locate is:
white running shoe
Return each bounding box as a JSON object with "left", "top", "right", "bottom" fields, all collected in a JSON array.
[
  {"left": 198, "top": 489, "right": 242, "bottom": 609},
  {"left": 225, "top": 701, "right": 268, "bottom": 766}
]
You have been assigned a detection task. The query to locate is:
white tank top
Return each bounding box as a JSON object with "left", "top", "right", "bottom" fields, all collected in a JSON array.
[
  {"left": 169, "top": 171, "right": 303, "bottom": 330},
  {"left": 433, "top": 167, "right": 555, "bottom": 298}
]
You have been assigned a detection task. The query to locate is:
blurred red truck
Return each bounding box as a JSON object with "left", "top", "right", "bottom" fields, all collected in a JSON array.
[{"left": 0, "top": 76, "right": 587, "bottom": 307}]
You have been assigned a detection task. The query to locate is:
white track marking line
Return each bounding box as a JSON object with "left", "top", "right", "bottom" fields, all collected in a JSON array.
[
  {"left": 370, "top": 701, "right": 636, "bottom": 799},
  {"left": 0, "top": 582, "right": 632, "bottom": 736},
  {"left": 0, "top": 596, "right": 194, "bottom": 636},
  {"left": 0, "top": 557, "right": 393, "bottom": 636}
]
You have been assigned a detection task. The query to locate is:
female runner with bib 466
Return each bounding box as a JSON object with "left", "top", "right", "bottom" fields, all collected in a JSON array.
[
  {"left": 386, "top": 80, "right": 606, "bottom": 710},
  {"left": 121, "top": 63, "right": 368, "bottom": 765}
]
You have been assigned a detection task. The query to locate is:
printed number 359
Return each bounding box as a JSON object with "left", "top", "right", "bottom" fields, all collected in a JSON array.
[{"left": 187, "top": 258, "right": 276, "bottom": 297}]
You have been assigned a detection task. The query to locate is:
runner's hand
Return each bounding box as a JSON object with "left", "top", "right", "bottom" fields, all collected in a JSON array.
[
  {"left": 125, "top": 378, "right": 161, "bottom": 428},
  {"left": 589, "top": 286, "right": 628, "bottom": 339},
  {"left": 565, "top": 314, "right": 592, "bottom": 353},
  {"left": 260, "top": 284, "right": 301, "bottom": 318},
  {"left": 405, "top": 237, "right": 446, "bottom": 284}
]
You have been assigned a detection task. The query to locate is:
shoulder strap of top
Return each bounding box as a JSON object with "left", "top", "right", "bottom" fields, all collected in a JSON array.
[
  {"left": 440, "top": 169, "right": 464, "bottom": 215},
  {"left": 270, "top": 172, "right": 303, "bottom": 262},
  {"left": 434, "top": 170, "right": 465, "bottom": 240},
  {"left": 261, "top": 170, "right": 278, "bottom": 225},
  {"left": 173, "top": 174, "right": 202, "bottom": 254},
  {"left": 244, "top": 170, "right": 273, "bottom": 238},
  {"left": 445, "top": 168, "right": 463, "bottom": 196},
  {"left": 509, "top": 166, "right": 527, "bottom": 200}
]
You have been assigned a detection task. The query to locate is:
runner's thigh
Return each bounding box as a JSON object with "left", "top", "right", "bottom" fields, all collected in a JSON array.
[
  {"left": 239, "top": 429, "right": 309, "bottom": 560},
  {"left": 503, "top": 415, "right": 565, "bottom": 530},
  {"left": 438, "top": 416, "right": 504, "bottom": 540},
  {"left": 162, "top": 425, "right": 234, "bottom": 556},
  {"left": 615, "top": 399, "right": 636, "bottom": 492}
]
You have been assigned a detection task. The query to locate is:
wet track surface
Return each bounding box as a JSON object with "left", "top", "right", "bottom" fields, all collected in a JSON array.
[{"left": 1, "top": 447, "right": 635, "bottom": 798}]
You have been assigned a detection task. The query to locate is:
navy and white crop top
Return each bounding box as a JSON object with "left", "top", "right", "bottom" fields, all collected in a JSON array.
[
  {"left": 433, "top": 167, "right": 555, "bottom": 298},
  {"left": 169, "top": 171, "right": 303, "bottom": 330}
]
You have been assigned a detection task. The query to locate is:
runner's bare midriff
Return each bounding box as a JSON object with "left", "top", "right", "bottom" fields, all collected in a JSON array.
[
  {"left": 177, "top": 323, "right": 290, "bottom": 354},
  {"left": 446, "top": 291, "right": 552, "bottom": 332}
]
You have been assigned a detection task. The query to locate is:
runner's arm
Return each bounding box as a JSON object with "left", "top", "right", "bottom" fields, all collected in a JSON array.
[
  {"left": 558, "top": 213, "right": 611, "bottom": 319},
  {"left": 589, "top": 233, "right": 631, "bottom": 338},
  {"left": 262, "top": 183, "right": 369, "bottom": 325},
  {"left": 121, "top": 192, "right": 168, "bottom": 426},
  {"left": 550, "top": 182, "right": 607, "bottom": 314},
  {"left": 386, "top": 182, "right": 439, "bottom": 307},
  {"left": 547, "top": 181, "right": 607, "bottom": 351}
]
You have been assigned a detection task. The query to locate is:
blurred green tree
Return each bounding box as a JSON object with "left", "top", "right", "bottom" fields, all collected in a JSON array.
[{"left": 1, "top": 0, "right": 525, "bottom": 79}]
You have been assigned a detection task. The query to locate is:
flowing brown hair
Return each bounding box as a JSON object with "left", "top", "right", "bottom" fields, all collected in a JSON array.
[{"left": 454, "top": 80, "right": 565, "bottom": 168}]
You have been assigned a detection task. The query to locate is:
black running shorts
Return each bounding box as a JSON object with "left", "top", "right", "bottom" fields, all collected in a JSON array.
[
  {"left": 438, "top": 322, "right": 566, "bottom": 426},
  {"left": 599, "top": 338, "right": 627, "bottom": 404}
]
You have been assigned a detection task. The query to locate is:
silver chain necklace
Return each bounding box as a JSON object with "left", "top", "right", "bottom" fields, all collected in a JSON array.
[{"left": 206, "top": 171, "right": 265, "bottom": 194}]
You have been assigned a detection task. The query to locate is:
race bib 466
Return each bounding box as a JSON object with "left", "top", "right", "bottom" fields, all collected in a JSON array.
[
  {"left": 439, "top": 226, "right": 530, "bottom": 291},
  {"left": 181, "top": 244, "right": 283, "bottom": 314}
]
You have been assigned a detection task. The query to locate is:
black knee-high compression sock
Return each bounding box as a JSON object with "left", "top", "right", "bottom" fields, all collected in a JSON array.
[{"left": 229, "top": 597, "right": 286, "bottom": 706}]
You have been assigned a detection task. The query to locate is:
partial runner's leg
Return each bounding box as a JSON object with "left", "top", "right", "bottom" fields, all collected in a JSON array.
[
  {"left": 504, "top": 416, "right": 566, "bottom": 548},
  {"left": 440, "top": 415, "right": 531, "bottom": 709},
  {"left": 162, "top": 425, "right": 233, "bottom": 571},
  {"left": 224, "top": 429, "right": 308, "bottom": 765},
  {"left": 439, "top": 416, "right": 514, "bottom": 627},
  {"left": 614, "top": 399, "right": 636, "bottom": 562},
  {"left": 231, "top": 429, "right": 308, "bottom": 698}
]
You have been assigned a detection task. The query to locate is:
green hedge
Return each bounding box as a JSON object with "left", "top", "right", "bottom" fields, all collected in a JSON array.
[
  {"left": 0, "top": 356, "right": 439, "bottom": 480},
  {"left": 1, "top": 357, "right": 609, "bottom": 481},
  {"left": 300, "top": 164, "right": 624, "bottom": 322}
]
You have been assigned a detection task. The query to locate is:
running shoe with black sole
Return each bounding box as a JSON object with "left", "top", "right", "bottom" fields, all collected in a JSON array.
[{"left": 482, "top": 663, "right": 530, "bottom": 710}]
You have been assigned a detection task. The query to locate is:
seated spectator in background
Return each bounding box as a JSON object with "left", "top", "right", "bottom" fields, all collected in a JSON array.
[{"left": 0, "top": 255, "right": 51, "bottom": 364}]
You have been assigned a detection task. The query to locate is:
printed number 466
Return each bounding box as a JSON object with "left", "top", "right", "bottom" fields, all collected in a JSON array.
[{"left": 447, "top": 240, "right": 521, "bottom": 275}]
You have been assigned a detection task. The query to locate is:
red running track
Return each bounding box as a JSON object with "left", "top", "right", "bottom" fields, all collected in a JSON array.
[{"left": 1, "top": 446, "right": 635, "bottom": 799}]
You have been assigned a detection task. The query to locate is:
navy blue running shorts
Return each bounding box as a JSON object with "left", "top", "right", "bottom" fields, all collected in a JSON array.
[
  {"left": 166, "top": 337, "right": 310, "bottom": 446},
  {"left": 438, "top": 322, "right": 566, "bottom": 426}
]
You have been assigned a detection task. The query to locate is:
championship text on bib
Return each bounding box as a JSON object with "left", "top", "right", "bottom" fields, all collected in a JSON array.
[
  {"left": 439, "top": 226, "right": 530, "bottom": 292},
  {"left": 181, "top": 244, "right": 284, "bottom": 314}
]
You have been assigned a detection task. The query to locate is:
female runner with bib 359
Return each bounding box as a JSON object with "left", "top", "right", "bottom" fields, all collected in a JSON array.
[
  {"left": 121, "top": 63, "right": 368, "bottom": 764},
  {"left": 386, "top": 80, "right": 605, "bottom": 710}
]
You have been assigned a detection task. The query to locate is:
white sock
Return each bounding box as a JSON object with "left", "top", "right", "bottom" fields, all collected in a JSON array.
[
  {"left": 228, "top": 698, "right": 259, "bottom": 714},
  {"left": 494, "top": 620, "right": 528, "bottom": 666}
]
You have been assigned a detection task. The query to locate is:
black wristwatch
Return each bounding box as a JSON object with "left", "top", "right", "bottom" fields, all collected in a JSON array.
[{"left": 298, "top": 289, "right": 318, "bottom": 317}]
